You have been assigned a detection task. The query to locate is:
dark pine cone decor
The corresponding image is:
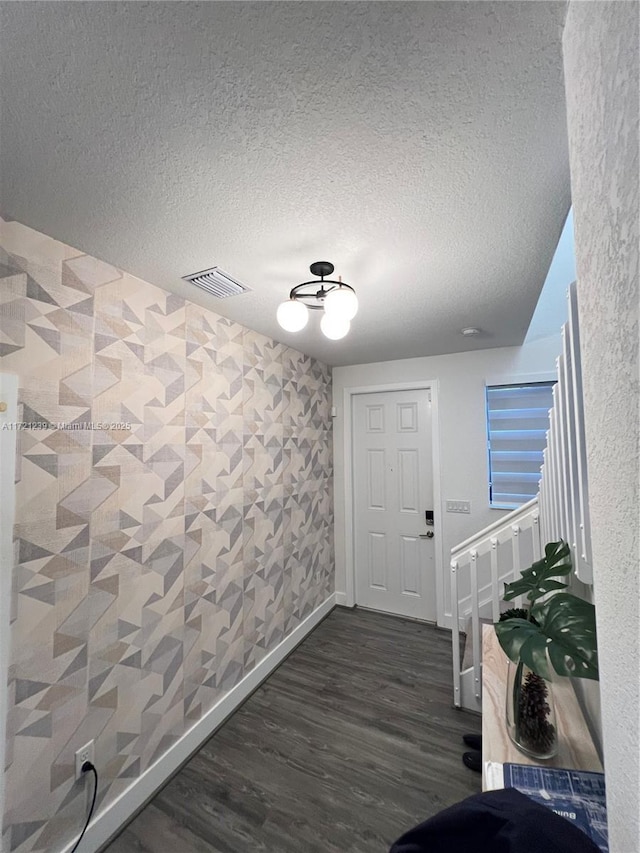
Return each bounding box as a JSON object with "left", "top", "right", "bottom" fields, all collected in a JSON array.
[
  {"left": 518, "top": 672, "right": 556, "bottom": 753},
  {"left": 499, "top": 608, "right": 539, "bottom": 626}
]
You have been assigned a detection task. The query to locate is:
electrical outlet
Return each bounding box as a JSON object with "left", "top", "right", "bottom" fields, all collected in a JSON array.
[
  {"left": 446, "top": 500, "right": 471, "bottom": 514},
  {"left": 75, "top": 740, "right": 95, "bottom": 780}
]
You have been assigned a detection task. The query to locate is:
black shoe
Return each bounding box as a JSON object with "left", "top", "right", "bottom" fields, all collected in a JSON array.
[
  {"left": 462, "top": 750, "right": 482, "bottom": 773},
  {"left": 462, "top": 733, "right": 482, "bottom": 751}
]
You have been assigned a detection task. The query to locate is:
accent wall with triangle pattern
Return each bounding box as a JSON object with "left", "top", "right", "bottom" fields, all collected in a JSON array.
[{"left": 0, "top": 216, "right": 334, "bottom": 853}]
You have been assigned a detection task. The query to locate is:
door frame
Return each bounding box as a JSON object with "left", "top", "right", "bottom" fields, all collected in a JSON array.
[{"left": 343, "top": 380, "right": 445, "bottom": 625}]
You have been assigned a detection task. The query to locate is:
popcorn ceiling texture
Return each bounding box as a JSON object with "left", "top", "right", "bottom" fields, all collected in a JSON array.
[
  {"left": 0, "top": 218, "right": 334, "bottom": 853},
  {"left": 563, "top": 3, "right": 639, "bottom": 852}
]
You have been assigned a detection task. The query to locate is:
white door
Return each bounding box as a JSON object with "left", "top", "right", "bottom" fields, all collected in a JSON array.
[{"left": 353, "top": 389, "right": 437, "bottom": 621}]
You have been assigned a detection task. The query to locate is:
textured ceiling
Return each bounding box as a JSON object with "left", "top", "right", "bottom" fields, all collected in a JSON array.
[{"left": 0, "top": 1, "right": 570, "bottom": 367}]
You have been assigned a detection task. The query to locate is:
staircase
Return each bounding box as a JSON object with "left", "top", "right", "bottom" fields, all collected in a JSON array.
[{"left": 451, "top": 282, "right": 593, "bottom": 712}]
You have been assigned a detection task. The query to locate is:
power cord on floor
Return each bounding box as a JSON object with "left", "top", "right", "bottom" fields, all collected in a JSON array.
[{"left": 70, "top": 761, "right": 98, "bottom": 853}]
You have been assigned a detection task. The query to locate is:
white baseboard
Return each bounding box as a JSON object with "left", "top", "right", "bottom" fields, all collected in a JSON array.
[
  {"left": 335, "top": 591, "right": 351, "bottom": 607},
  {"left": 439, "top": 612, "right": 454, "bottom": 630},
  {"left": 62, "top": 593, "right": 336, "bottom": 853}
]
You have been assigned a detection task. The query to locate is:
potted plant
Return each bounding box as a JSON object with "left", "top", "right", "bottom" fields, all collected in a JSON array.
[{"left": 494, "top": 540, "right": 599, "bottom": 759}]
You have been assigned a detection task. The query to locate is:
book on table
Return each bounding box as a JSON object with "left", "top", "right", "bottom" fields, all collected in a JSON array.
[{"left": 501, "top": 763, "right": 607, "bottom": 853}]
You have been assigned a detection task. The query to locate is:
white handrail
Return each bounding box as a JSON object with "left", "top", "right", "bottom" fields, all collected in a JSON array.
[{"left": 451, "top": 496, "right": 538, "bottom": 557}]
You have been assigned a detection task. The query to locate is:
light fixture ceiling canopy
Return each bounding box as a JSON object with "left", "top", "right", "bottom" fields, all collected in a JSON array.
[{"left": 288, "top": 261, "right": 355, "bottom": 309}]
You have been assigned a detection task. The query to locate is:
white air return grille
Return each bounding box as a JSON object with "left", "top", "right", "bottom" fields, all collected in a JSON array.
[{"left": 182, "top": 267, "right": 250, "bottom": 298}]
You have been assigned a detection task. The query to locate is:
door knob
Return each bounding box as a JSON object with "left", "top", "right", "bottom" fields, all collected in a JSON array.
[{"left": 419, "top": 531, "right": 435, "bottom": 539}]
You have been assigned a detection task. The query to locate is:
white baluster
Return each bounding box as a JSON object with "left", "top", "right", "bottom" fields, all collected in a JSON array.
[
  {"left": 450, "top": 560, "right": 461, "bottom": 707},
  {"left": 470, "top": 550, "right": 481, "bottom": 700},
  {"left": 490, "top": 538, "right": 499, "bottom": 623}
]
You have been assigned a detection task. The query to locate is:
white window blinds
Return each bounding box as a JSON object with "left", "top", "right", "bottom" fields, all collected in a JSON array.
[{"left": 486, "top": 381, "right": 555, "bottom": 509}]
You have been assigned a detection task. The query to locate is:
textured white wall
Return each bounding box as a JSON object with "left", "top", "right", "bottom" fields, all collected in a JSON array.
[
  {"left": 563, "top": 4, "right": 639, "bottom": 852},
  {"left": 332, "top": 338, "right": 560, "bottom": 625}
]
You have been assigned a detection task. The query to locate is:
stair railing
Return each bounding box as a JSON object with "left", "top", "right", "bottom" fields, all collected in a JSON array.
[
  {"left": 450, "top": 498, "right": 541, "bottom": 711},
  {"left": 450, "top": 282, "right": 593, "bottom": 713},
  {"left": 539, "top": 282, "right": 593, "bottom": 583}
]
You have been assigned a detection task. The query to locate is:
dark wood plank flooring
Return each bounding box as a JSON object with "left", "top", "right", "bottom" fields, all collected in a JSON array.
[{"left": 105, "top": 607, "right": 482, "bottom": 853}]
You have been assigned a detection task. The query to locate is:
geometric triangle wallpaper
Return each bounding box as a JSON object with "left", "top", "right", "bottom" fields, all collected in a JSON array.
[{"left": 0, "top": 216, "right": 334, "bottom": 853}]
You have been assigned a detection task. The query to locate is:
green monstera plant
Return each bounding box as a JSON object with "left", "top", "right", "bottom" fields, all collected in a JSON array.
[
  {"left": 495, "top": 539, "right": 599, "bottom": 681},
  {"left": 495, "top": 540, "right": 598, "bottom": 757}
]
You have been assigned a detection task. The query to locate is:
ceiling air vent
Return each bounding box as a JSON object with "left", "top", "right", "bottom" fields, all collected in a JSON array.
[{"left": 182, "top": 266, "right": 250, "bottom": 299}]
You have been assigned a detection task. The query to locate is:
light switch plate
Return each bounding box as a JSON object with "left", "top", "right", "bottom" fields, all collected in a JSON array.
[{"left": 446, "top": 500, "right": 471, "bottom": 514}]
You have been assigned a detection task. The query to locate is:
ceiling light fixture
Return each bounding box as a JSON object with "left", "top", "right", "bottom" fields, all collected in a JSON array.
[
  {"left": 277, "top": 261, "right": 358, "bottom": 339},
  {"left": 461, "top": 327, "right": 481, "bottom": 337}
]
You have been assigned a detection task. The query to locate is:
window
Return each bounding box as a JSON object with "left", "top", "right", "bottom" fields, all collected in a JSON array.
[{"left": 486, "top": 381, "right": 556, "bottom": 509}]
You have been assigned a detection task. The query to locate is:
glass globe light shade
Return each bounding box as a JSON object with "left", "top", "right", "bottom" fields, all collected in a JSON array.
[
  {"left": 323, "top": 286, "right": 358, "bottom": 321},
  {"left": 320, "top": 313, "right": 350, "bottom": 340},
  {"left": 277, "top": 299, "right": 308, "bottom": 332}
]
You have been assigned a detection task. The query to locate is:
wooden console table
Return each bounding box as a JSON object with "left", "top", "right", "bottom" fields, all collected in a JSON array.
[{"left": 482, "top": 624, "right": 602, "bottom": 789}]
